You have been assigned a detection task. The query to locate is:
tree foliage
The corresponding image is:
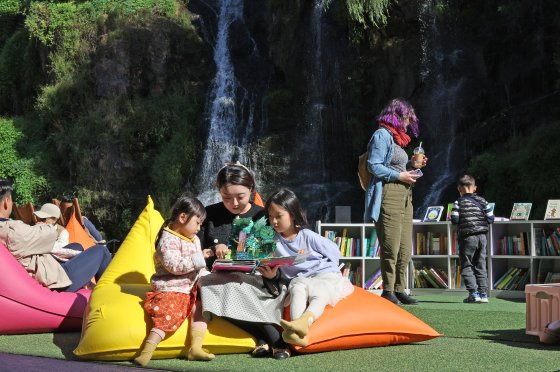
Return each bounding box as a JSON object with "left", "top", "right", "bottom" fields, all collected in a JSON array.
[
  {"left": 469, "top": 122, "right": 560, "bottom": 220},
  {"left": 0, "top": 117, "right": 48, "bottom": 204},
  {"left": 325, "top": 0, "right": 390, "bottom": 28}
]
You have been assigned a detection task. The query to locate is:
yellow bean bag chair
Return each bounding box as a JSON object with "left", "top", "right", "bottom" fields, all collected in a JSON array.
[{"left": 74, "top": 196, "right": 255, "bottom": 361}]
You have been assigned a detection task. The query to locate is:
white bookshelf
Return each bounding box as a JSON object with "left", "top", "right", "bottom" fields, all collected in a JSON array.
[{"left": 316, "top": 220, "right": 560, "bottom": 296}]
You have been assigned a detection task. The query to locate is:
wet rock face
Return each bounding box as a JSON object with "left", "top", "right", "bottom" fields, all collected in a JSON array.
[{"left": 93, "top": 19, "right": 212, "bottom": 99}]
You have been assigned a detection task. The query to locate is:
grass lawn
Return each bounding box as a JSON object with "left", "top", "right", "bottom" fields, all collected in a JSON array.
[{"left": 0, "top": 292, "right": 558, "bottom": 371}]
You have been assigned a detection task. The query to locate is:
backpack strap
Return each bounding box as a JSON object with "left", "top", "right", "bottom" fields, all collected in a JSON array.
[{"left": 462, "top": 196, "right": 485, "bottom": 212}]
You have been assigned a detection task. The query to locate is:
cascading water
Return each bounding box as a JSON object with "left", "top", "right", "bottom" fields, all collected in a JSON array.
[
  {"left": 290, "top": 0, "right": 353, "bottom": 222},
  {"left": 416, "top": 0, "right": 466, "bottom": 217},
  {"left": 196, "top": 0, "right": 256, "bottom": 204}
]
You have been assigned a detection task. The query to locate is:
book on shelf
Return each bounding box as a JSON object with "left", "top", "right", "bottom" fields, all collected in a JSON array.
[
  {"left": 415, "top": 232, "right": 447, "bottom": 255},
  {"left": 365, "top": 228, "right": 380, "bottom": 257},
  {"left": 544, "top": 272, "right": 560, "bottom": 284},
  {"left": 324, "top": 229, "right": 362, "bottom": 257},
  {"left": 414, "top": 266, "right": 447, "bottom": 288},
  {"left": 497, "top": 232, "right": 529, "bottom": 255},
  {"left": 544, "top": 199, "right": 560, "bottom": 220},
  {"left": 510, "top": 202, "right": 532, "bottom": 220},
  {"left": 494, "top": 267, "right": 529, "bottom": 290},
  {"left": 341, "top": 262, "right": 362, "bottom": 286},
  {"left": 364, "top": 268, "right": 382, "bottom": 289},
  {"left": 534, "top": 227, "right": 560, "bottom": 256},
  {"left": 423, "top": 206, "right": 444, "bottom": 222},
  {"left": 212, "top": 255, "right": 299, "bottom": 273},
  {"left": 451, "top": 260, "right": 463, "bottom": 289},
  {"left": 428, "top": 267, "right": 449, "bottom": 288}
]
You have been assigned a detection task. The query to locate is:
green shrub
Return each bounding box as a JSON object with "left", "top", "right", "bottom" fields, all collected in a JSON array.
[
  {"left": 0, "top": 117, "right": 48, "bottom": 204},
  {"left": 469, "top": 122, "right": 560, "bottom": 219}
]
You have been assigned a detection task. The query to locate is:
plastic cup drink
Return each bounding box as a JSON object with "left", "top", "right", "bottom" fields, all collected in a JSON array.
[{"left": 412, "top": 142, "right": 425, "bottom": 168}]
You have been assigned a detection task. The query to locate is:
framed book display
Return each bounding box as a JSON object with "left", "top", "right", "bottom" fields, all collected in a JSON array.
[
  {"left": 423, "top": 206, "right": 444, "bottom": 222},
  {"left": 544, "top": 200, "right": 560, "bottom": 220},
  {"left": 510, "top": 203, "right": 532, "bottom": 220}
]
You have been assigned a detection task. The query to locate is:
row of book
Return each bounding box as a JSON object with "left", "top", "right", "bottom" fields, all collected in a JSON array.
[
  {"left": 534, "top": 227, "right": 560, "bottom": 256},
  {"left": 542, "top": 271, "right": 560, "bottom": 284},
  {"left": 495, "top": 233, "right": 530, "bottom": 255},
  {"left": 341, "top": 262, "right": 362, "bottom": 286},
  {"left": 493, "top": 267, "right": 530, "bottom": 290},
  {"left": 363, "top": 268, "right": 383, "bottom": 290},
  {"left": 415, "top": 232, "right": 449, "bottom": 255},
  {"left": 323, "top": 229, "right": 380, "bottom": 257},
  {"left": 413, "top": 266, "right": 449, "bottom": 289}
]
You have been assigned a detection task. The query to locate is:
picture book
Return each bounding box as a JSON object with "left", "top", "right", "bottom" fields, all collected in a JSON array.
[
  {"left": 212, "top": 255, "right": 299, "bottom": 273},
  {"left": 226, "top": 216, "right": 276, "bottom": 260},
  {"left": 510, "top": 203, "right": 532, "bottom": 220},
  {"left": 423, "top": 206, "right": 444, "bottom": 222},
  {"left": 544, "top": 200, "right": 560, "bottom": 220},
  {"left": 445, "top": 203, "right": 453, "bottom": 221}
]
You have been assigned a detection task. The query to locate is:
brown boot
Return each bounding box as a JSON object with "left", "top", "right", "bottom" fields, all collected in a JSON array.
[
  {"left": 281, "top": 329, "right": 309, "bottom": 347},
  {"left": 280, "top": 310, "right": 315, "bottom": 339},
  {"left": 134, "top": 340, "right": 158, "bottom": 367},
  {"left": 187, "top": 329, "right": 215, "bottom": 361}
]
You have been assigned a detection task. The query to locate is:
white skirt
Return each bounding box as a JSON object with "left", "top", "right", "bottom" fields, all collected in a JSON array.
[{"left": 286, "top": 271, "right": 354, "bottom": 308}]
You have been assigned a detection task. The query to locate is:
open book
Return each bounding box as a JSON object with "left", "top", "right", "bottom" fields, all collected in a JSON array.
[{"left": 212, "top": 255, "right": 300, "bottom": 273}]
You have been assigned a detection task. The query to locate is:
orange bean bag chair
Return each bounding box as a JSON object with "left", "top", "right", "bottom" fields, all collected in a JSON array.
[
  {"left": 65, "top": 211, "right": 96, "bottom": 249},
  {"left": 286, "top": 286, "right": 441, "bottom": 353}
]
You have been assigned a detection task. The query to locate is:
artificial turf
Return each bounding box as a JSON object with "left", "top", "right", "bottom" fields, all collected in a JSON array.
[{"left": 0, "top": 292, "right": 558, "bottom": 371}]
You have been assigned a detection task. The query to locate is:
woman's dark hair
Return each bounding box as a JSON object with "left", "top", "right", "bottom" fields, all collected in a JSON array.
[
  {"left": 216, "top": 163, "right": 255, "bottom": 192},
  {"left": 265, "top": 188, "right": 309, "bottom": 229},
  {"left": 0, "top": 180, "right": 13, "bottom": 202},
  {"left": 155, "top": 194, "right": 206, "bottom": 246}
]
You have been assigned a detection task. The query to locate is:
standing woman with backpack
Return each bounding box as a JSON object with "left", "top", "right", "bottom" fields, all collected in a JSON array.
[{"left": 363, "top": 98, "right": 426, "bottom": 305}]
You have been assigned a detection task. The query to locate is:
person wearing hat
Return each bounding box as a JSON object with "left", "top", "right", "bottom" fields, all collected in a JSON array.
[
  {"left": 0, "top": 180, "right": 112, "bottom": 292},
  {"left": 34, "top": 203, "right": 83, "bottom": 262}
]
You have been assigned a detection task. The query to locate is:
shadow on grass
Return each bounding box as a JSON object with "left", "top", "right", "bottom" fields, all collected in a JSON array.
[
  {"left": 479, "top": 328, "right": 560, "bottom": 351},
  {"left": 414, "top": 300, "right": 458, "bottom": 304},
  {"left": 52, "top": 332, "right": 82, "bottom": 360}
]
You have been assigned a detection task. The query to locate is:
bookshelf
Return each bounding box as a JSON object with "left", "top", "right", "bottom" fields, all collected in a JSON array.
[
  {"left": 316, "top": 222, "right": 389, "bottom": 293},
  {"left": 317, "top": 220, "right": 560, "bottom": 296}
]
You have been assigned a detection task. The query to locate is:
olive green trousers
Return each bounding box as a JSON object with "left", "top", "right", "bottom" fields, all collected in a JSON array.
[{"left": 376, "top": 182, "right": 413, "bottom": 293}]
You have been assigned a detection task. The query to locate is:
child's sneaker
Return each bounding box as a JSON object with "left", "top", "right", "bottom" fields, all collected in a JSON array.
[
  {"left": 463, "top": 292, "right": 481, "bottom": 303},
  {"left": 478, "top": 292, "right": 489, "bottom": 303}
]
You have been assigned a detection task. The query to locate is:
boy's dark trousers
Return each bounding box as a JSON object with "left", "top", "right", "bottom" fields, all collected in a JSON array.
[{"left": 459, "top": 234, "right": 488, "bottom": 294}]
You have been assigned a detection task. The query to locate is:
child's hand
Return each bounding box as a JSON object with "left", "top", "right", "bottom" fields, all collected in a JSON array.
[
  {"left": 215, "top": 243, "right": 230, "bottom": 259},
  {"left": 202, "top": 248, "right": 214, "bottom": 259},
  {"left": 258, "top": 265, "right": 278, "bottom": 279}
]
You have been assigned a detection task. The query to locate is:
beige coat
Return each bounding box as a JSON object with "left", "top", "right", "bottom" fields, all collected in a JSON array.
[{"left": 0, "top": 219, "right": 72, "bottom": 289}]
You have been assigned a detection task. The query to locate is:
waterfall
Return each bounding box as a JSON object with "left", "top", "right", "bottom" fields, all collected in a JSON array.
[
  {"left": 293, "top": 0, "right": 331, "bottom": 220},
  {"left": 416, "top": 0, "right": 466, "bottom": 216},
  {"left": 196, "top": 0, "right": 256, "bottom": 205},
  {"left": 289, "top": 0, "right": 354, "bottom": 222}
]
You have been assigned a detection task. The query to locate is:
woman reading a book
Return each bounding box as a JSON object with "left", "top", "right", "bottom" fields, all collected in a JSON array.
[
  {"left": 198, "top": 163, "right": 291, "bottom": 359},
  {"left": 363, "top": 98, "right": 425, "bottom": 305}
]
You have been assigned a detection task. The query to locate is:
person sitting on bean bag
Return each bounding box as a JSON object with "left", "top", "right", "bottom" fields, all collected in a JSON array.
[{"left": 0, "top": 179, "right": 112, "bottom": 292}]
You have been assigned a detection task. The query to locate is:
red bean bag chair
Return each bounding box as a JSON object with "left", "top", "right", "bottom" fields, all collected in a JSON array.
[
  {"left": 286, "top": 286, "right": 441, "bottom": 353},
  {"left": 0, "top": 243, "right": 90, "bottom": 334}
]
